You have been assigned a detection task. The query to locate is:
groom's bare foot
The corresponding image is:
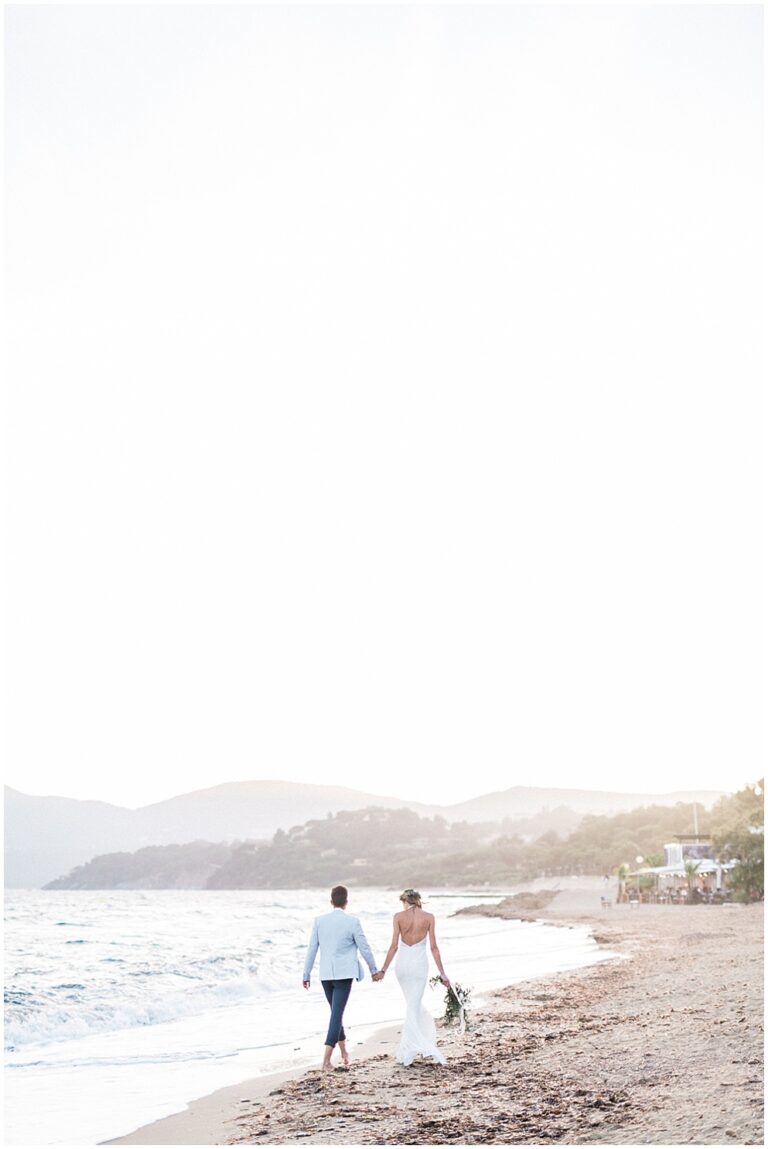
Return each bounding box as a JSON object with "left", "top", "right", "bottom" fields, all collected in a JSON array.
[{"left": 338, "top": 1042, "right": 350, "bottom": 1068}]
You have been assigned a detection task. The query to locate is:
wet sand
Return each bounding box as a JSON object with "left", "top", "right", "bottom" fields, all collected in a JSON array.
[{"left": 108, "top": 888, "right": 763, "bottom": 1145}]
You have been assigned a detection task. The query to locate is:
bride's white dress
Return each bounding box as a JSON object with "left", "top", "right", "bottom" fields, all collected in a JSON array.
[{"left": 394, "top": 937, "right": 446, "bottom": 1066}]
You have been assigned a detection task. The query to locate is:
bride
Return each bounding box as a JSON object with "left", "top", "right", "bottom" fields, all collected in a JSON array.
[{"left": 379, "top": 889, "right": 449, "bottom": 1066}]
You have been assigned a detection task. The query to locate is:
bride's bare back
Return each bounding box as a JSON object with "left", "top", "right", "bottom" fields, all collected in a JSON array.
[
  {"left": 380, "top": 896, "right": 448, "bottom": 986},
  {"left": 395, "top": 906, "right": 433, "bottom": 946}
]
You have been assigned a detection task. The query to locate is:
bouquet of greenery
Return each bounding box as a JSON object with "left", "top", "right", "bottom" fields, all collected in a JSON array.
[{"left": 429, "top": 975, "right": 472, "bottom": 1031}]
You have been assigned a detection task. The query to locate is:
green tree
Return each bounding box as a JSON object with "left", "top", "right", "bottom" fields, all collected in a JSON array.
[
  {"left": 683, "top": 859, "right": 701, "bottom": 902},
  {"left": 711, "top": 780, "right": 764, "bottom": 902}
]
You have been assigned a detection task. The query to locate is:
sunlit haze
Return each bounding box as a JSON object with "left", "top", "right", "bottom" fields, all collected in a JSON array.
[{"left": 5, "top": 5, "right": 762, "bottom": 810}]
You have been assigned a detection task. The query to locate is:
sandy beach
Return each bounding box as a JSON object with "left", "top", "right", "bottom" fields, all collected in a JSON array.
[{"left": 107, "top": 886, "right": 763, "bottom": 1146}]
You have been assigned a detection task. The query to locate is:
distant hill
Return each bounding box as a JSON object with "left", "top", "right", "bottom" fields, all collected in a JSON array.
[
  {"left": 4, "top": 787, "right": 136, "bottom": 890},
  {"left": 44, "top": 841, "right": 234, "bottom": 890},
  {"left": 5, "top": 780, "right": 728, "bottom": 888},
  {"left": 44, "top": 794, "right": 740, "bottom": 891},
  {"left": 130, "top": 780, "right": 432, "bottom": 843},
  {"left": 44, "top": 807, "right": 524, "bottom": 890},
  {"left": 444, "top": 786, "right": 727, "bottom": 822},
  {"left": 3, "top": 781, "right": 431, "bottom": 888}
]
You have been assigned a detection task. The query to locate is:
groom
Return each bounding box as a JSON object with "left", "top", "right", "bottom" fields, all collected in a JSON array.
[{"left": 302, "top": 885, "right": 383, "bottom": 1070}]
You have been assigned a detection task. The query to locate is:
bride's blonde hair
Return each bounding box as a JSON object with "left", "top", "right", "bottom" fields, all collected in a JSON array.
[{"left": 400, "top": 888, "right": 422, "bottom": 908}]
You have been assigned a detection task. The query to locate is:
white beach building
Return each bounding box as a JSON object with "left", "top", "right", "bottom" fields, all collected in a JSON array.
[{"left": 632, "top": 836, "right": 737, "bottom": 897}]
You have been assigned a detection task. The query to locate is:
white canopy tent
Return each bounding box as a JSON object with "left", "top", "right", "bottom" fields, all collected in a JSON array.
[{"left": 631, "top": 860, "right": 737, "bottom": 890}]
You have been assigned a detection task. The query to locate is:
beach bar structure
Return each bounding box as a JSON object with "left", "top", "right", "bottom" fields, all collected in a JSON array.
[{"left": 631, "top": 836, "right": 737, "bottom": 897}]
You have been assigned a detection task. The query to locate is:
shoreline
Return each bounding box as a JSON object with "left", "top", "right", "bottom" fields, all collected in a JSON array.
[
  {"left": 103, "top": 888, "right": 763, "bottom": 1146},
  {"left": 102, "top": 1024, "right": 403, "bottom": 1146},
  {"left": 102, "top": 888, "right": 607, "bottom": 1146}
]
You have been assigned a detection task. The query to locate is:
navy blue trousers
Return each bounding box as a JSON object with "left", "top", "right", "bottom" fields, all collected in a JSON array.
[{"left": 321, "top": 978, "right": 353, "bottom": 1048}]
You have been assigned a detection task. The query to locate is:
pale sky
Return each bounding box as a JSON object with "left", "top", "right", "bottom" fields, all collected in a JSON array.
[{"left": 4, "top": 4, "right": 763, "bottom": 810}]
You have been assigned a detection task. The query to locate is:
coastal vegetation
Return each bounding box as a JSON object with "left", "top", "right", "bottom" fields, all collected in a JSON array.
[
  {"left": 44, "top": 841, "right": 234, "bottom": 890},
  {"left": 44, "top": 781, "right": 763, "bottom": 893},
  {"left": 206, "top": 808, "right": 506, "bottom": 888},
  {"left": 710, "top": 779, "right": 764, "bottom": 900}
]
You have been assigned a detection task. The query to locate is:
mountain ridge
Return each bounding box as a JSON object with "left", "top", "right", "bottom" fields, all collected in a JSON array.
[{"left": 4, "top": 780, "right": 728, "bottom": 888}]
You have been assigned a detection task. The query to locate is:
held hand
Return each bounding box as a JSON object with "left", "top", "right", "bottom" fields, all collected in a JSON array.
[
  {"left": 372, "top": 970, "right": 385, "bottom": 983},
  {"left": 302, "top": 980, "right": 310, "bottom": 990}
]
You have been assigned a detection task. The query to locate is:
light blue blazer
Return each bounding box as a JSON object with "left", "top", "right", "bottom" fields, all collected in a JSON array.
[{"left": 303, "top": 908, "right": 379, "bottom": 983}]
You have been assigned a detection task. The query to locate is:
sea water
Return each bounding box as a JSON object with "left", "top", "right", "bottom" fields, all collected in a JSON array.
[{"left": 5, "top": 888, "right": 615, "bottom": 1145}]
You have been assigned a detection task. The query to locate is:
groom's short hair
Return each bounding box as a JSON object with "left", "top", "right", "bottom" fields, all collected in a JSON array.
[{"left": 330, "top": 885, "right": 348, "bottom": 907}]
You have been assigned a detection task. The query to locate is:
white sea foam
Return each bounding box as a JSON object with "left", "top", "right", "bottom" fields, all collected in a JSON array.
[{"left": 4, "top": 972, "right": 264, "bottom": 1048}]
